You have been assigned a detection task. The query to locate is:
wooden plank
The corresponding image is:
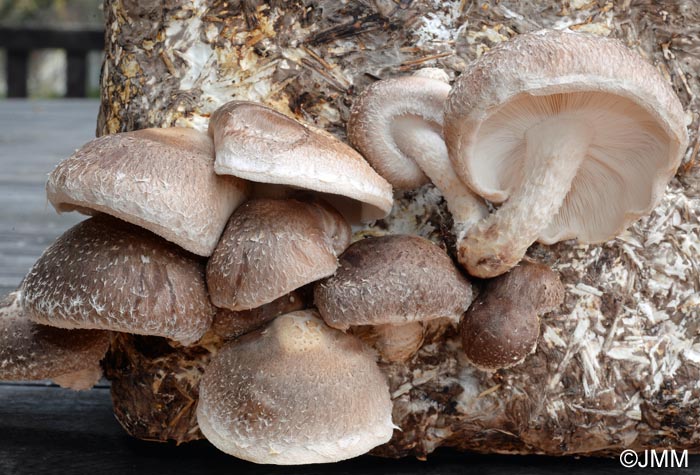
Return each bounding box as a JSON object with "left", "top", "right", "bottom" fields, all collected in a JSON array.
[
  {"left": 0, "top": 100, "right": 97, "bottom": 293},
  {"left": 2, "top": 383, "right": 693, "bottom": 474},
  {"left": 6, "top": 49, "right": 28, "bottom": 98},
  {"left": 0, "top": 28, "right": 103, "bottom": 51}
]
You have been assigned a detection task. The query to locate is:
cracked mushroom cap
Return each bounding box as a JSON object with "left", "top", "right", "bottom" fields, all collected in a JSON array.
[
  {"left": 461, "top": 261, "right": 564, "bottom": 370},
  {"left": 46, "top": 127, "right": 249, "bottom": 256},
  {"left": 196, "top": 310, "right": 394, "bottom": 465},
  {"left": 315, "top": 235, "right": 474, "bottom": 330},
  {"left": 0, "top": 291, "right": 111, "bottom": 390},
  {"left": 21, "top": 215, "right": 214, "bottom": 345},
  {"left": 207, "top": 199, "right": 351, "bottom": 311},
  {"left": 445, "top": 29, "right": 689, "bottom": 277},
  {"left": 208, "top": 101, "right": 394, "bottom": 222}
]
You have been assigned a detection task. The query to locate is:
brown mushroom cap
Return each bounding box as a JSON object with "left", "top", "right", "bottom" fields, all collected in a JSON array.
[
  {"left": 46, "top": 127, "right": 249, "bottom": 256},
  {"left": 315, "top": 235, "right": 474, "bottom": 330},
  {"left": 21, "top": 215, "right": 214, "bottom": 345},
  {"left": 445, "top": 29, "right": 689, "bottom": 278},
  {"left": 461, "top": 261, "right": 564, "bottom": 370},
  {"left": 211, "top": 290, "right": 307, "bottom": 341},
  {"left": 207, "top": 199, "right": 351, "bottom": 311},
  {"left": 209, "top": 101, "right": 394, "bottom": 222},
  {"left": 196, "top": 310, "right": 395, "bottom": 464},
  {"left": 0, "top": 291, "right": 111, "bottom": 390}
]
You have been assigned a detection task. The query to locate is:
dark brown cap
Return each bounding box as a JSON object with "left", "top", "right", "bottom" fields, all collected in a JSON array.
[
  {"left": 207, "top": 199, "right": 351, "bottom": 311},
  {"left": 211, "top": 290, "right": 307, "bottom": 341},
  {"left": 315, "top": 235, "right": 474, "bottom": 330},
  {"left": 21, "top": 215, "right": 214, "bottom": 345},
  {"left": 461, "top": 261, "right": 564, "bottom": 370}
]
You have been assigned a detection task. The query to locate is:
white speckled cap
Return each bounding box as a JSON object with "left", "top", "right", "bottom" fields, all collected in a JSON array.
[
  {"left": 21, "top": 215, "right": 214, "bottom": 345},
  {"left": 47, "top": 127, "right": 250, "bottom": 256},
  {"left": 0, "top": 291, "right": 111, "bottom": 390},
  {"left": 196, "top": 310, "right": 395, "bottom": 464},
  {"left": 315, "top": 235, "right": 474, "bottom": 330},
  {"left": 209, "top": 101, "right": 394, "bottom": 222}
]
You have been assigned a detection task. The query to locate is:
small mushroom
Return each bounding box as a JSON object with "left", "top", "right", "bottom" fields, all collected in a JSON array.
[
  {"left": 21, "top": 215, "right": 214, "bottom": 345},
  {"left": 347, "top": 70, "right": 488, "bottom": 240},
  {"left": 209, "top": 101, "right": 393, "bottom": 222},
  {"left": 211, "top": 290, "right": 307, "bottom": 341},
  {"left": 460, "top": 261, "right": 564, "bottom": 370},
  {"left": 315, "top": 235, "right": 474, "bottom": 362},
  {"left": 196, "top": 310, "right": 395, "bottom": 465},
  {"left": 445, "top": 29, "right": 689, "bottom": 278},
  {"left": 47, "top": 127, "right": 249, "bottom": 256},
  {"left": 206, "top": 198, "right": 351, "bottom": 311},
  {"left": 0, "top": 291, "right": 111, "bottom": 390}
]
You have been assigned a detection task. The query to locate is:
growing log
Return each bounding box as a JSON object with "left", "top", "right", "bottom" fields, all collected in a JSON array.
[{"left": 100, "top": 0, "right": 700, "bottom": 458}]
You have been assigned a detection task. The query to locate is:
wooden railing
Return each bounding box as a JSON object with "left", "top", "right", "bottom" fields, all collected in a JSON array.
[{"left": 0, "top": 27, "right": 104, "bottom": 98}]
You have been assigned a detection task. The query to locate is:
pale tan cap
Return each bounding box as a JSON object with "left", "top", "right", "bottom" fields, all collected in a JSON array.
[
  {"left": 47, "top": 127, "right": 250, "bottom": 256},
  {"left": 209, "top": 101, "right": 393, "bottom": 221},
  {"left": 196, "top": 310, "right": 395, "bottom": 464}
]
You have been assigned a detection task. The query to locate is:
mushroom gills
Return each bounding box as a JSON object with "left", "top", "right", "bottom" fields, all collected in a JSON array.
[
  {"left": 461, "top": 88, "right": 672, "bottom": 278},
  {"left": 461, "top": 116, "right": 592, "bottom": 277}
]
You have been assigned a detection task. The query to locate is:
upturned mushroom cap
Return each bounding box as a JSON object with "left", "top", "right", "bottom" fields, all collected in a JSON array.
[
  {"left": 22, "top": 215, "right": 214, "bottom": 345},
  {"left": 211, "top": 290, "right": 307, "bottom": 341},
  {"left": 461, "top": 261, "right": 564, "bottom": 370},
  {"left": 196, "top": 310, "right": 395, "bottom": 464},
  {"left": 207, "top": 198, "right": 351, "bottom": 311},
  {"left": 209, "top": 101, "right": 393, "bottom": 221},
  {"left": 315, "top": 235, "right": 474, "bottom": 330},
  {"left": 347, "top": 73, "right": 487, "bottom": 238},
  {"left": 46, "top": 127, "right": 249, "bottom": 256},
  {"left": 0, "top": 291, "right": 111, "bottom": 390},
  {"left": 445, "top": 29, "right": 689, "bottom": 277}
]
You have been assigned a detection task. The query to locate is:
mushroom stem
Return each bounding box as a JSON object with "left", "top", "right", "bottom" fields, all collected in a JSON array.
[
  {"left": 459, "top": 117, "right": 592, "bottom": 277},
  {"left": 52, "top": 366, "right": 103, "bottom": 391},
  {"left": 393, "top": 116, "right": 488, "bottom": 239}
]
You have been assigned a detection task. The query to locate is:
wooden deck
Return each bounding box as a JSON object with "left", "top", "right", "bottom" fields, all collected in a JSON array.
[
  {"left": 0, "top": 100, "right": 695, "bottom": 474},
  {"left": 0, "top": 100, "right": 89, "bottom": 296}
]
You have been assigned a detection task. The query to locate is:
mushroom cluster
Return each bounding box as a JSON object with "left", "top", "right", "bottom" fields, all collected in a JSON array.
[{"left": 1, "top": 28, "right": 689, "bottom": 465}]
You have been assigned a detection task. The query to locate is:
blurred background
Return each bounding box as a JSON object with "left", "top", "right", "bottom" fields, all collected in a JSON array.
[
  {"left": 0, "top": 0, "right": 105, "bottom": 296},
  {"left": 0, "top": 0, "right": 103, "bottom": 98}
]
